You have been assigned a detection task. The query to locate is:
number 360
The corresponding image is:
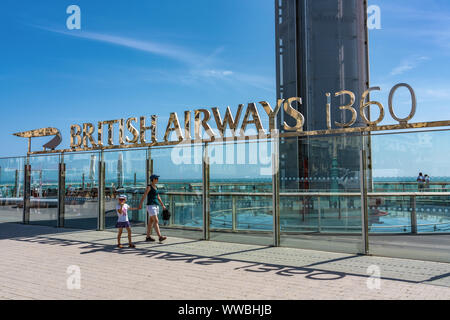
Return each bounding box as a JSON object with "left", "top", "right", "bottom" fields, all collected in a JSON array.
[{"left": 326, "top": 83, "right": 417, "bottom": 129}]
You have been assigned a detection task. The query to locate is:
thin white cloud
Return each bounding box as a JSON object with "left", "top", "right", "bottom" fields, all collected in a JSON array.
[
  {"left": 390, "top": 56, "right": 429, "bottom": 76},
  {"left": 194, "top": 69, "right": 234, "bottom": 78},
  {"left": 34, "top": 26, "right": 202, "bottom": 65},
  {"left": 422, "top": 88, "right": 450, "bottom": 100},
  {"left": 32, "top": 25, "right": 275, "bottom": 93}
]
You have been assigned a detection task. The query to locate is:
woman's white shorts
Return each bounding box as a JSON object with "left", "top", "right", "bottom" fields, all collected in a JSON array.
[{"left": 147, "top": 205, "right": 159, "bottom": 217}]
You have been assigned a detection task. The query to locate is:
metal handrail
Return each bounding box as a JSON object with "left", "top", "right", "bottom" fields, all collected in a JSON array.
[
  {"left": 160, "top": 191, "right": 450, "bottom": 235},
  {"left": 161, "top": 191, "right": 450, "bottom": 197}
]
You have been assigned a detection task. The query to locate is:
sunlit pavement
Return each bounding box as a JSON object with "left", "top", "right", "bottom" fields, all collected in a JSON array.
[{"left": 0, "top": 223, "right": 449, "bottom": 300}]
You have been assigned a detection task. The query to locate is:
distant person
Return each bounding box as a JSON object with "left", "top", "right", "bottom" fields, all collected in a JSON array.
[
  {"left": 139, "top": 174, "right": 167, "bottom": 242},
  {"left": 424, "top": 174, "right": 431, "bottom": 190},
  {"left": 417, "top": 172, "right": 425, "bottom": 191},
  {"left": 115, "top": 195, "right": 138, "bottom": 248}
]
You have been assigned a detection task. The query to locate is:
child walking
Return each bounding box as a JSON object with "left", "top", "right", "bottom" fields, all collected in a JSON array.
[{"left": 116, "top": 195, "right": 139, "bottom": 248}]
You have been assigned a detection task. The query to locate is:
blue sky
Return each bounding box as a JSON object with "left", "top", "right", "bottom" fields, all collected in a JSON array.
[
  {"left": 1, "top": 0, "right": 275, "bottom": 157},
  {"left": 1, "top": 0, "right": 450, "bottom": 177}
]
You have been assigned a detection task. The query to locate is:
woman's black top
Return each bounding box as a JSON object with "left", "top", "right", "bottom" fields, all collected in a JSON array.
[{"left": 147, "top": 185, "right": 161, "bottom": 206}]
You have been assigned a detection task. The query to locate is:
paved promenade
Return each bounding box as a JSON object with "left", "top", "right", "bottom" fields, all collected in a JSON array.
[{"left": 0, "top": 223, "right": 449, "bottom": 300}]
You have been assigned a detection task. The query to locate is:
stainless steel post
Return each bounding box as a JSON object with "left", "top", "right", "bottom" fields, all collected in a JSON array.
[
  {"left": 202, "top": 143, "right": 210, "bottom": 240},
  {"left": 97, "top": 151, "right": 105, "bottom": 231},
  {"left": 232, "top": 195, "right": 237, "bottom": 232},
  {"left": 23, "top": 163, "right": 31, "bottom": 224},
  {"left": 170, "top": 194, "right": 175, "bottom": 226},
  {"left": 318, "top": 196, "right": 321, "bottom": 233},
  {"left": 272, "top": 133, "right": 281, "bottom": 247},
  {"left": 15, "top": 169, "right": 19, "bottom": 198},
  {"left": 411, "top": 195, "right": 417, "bottom": 234},
  {"left": 360, "top": 149, "right": 369, "bottom": 255},
  {"left": 145, "top": 149, "right": 153, "bottom": 229},
  {"left": 57, "top": 156, "right": 66, "bottom": 228}
]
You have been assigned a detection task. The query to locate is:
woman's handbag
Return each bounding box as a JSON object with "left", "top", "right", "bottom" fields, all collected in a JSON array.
[{"left": 162, "top": 208, "right": 171, "bottom": 221}]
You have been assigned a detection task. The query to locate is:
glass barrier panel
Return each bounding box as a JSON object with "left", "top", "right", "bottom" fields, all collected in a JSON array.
[
  {"left": 159, "top": 194, "right": 203, "bottom": 228},
  {"left": 369, "top": 130, "right": 450, "bottom": 263},
  {"left": 28, "top": 155, "right": 59, "bottom": 227},
  {"left": 208, "top": 139, "right": 273, "bottom": 246},
  {"left": 103, "top": 149, "right": 148, "bottom": 231},
  {"left": 280, "top": 134, "right": 366, "bottom": 254},
  {"left": 0, "top": 157, "right": 24, "bottom": 223},
  {"left": 150, "top": 144, "right": 203, "bottom": 239},
  {"left": 63, "top": 152, "right": 100, "bottom": 229}
]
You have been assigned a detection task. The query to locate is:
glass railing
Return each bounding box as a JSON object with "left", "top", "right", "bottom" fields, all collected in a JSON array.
[
  {"left": 1, "top": 129, "right": 450, "bottom": 263},
  {"left": 2, "top": 168, "right": 450, "bottom": 236}
]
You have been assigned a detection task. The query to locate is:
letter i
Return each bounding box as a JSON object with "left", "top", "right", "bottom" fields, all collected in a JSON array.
[
  {"left": 326, "top": 93, "right": 332, "bottom": 130},
  {"left": 184, "top": 111, "right": 192, "bottom": 140}
]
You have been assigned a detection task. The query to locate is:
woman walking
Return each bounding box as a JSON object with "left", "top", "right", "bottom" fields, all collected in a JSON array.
[{"left": 139, "top": 174, "right": 167, "bottom": 242}]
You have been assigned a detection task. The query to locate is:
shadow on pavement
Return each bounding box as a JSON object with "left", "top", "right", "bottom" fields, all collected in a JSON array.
[
  {"left": 3, "top": 222, "right": 450, "bottom": 286},
  {"left": 0, "top": 222, "right": 89, "bottom": 240}
]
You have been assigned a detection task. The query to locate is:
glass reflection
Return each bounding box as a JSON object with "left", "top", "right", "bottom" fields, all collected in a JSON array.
[
  {"left": 28, "top": 155, "right": 59, "bottom": 227},
  {"left": 64, "top": 152, "right": 99, "bottom": 229},
  {"left": 0, "top": 157, "right": 24, "bottom": 223}
]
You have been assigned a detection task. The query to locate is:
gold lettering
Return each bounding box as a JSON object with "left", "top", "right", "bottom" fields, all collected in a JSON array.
[
  {"left": 140, "top": 116, "right": 157, "bottom": 144},
  {"left": 102, "top": 120, "right": 118, "bottom": 146},
  {"left": 283, "top": 97, "right": 304, "bottom": 132},
  {"left": 194, "top": 109, "right": 215, "bottom": 140},
  {"left": 212, "top": 105, "right": 243, "bottom": 138},
  {"left": 97, "top": 121, "right": 103, "bottom": 147},
  {"left": 335, "top": 91, "right": 357, "bottom": 128},
  {"left": 240, "top": 103, "right": 264, "bottom": 136},
  {"left": 82, "top": 123, "right": 97, "bottom": 148},
  {"left": 126, "top": 117, "right": 139, "bottom": 144},
  {"left": 70, "top": 125, "right": 82, "bottom": 148},
  {"left": 326, "top": 93, "right": 332, "bottom": 130},
  {"left": 164, "top": 112, "right": 184, "bottom": 142},
  {"left": 184, "top": 111, "right": 192, "bottom": 141},
  {"left": 118, "top": 119, "right": 125, "bottom": 145},
  {"left": 260, "top": 100, "right": 283, "bottom": 132}
]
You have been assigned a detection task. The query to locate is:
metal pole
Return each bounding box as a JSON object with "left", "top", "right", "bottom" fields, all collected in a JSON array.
[
  {"left": 363, "top": 0, "right": 374, "bottom": 193},
  {"left": 145, "top": 149, "right": 152, "bottom": 229},
  {"left": 39, "top": 170, "right": 43, "bottom": 198},
  {"left": 170, "top": 194, "right": 175, "bottom": 226},
  {"left": 97, "top": 151, "right": 105, "bottom": 231},
  {"left": 146, "top": 149, "right": 152, "bottom": 186},
  {"left": 15, "top": 169, "right": 19, "bottom": 198},
  {"left": 318, "top": 196, "right": 321, "bottom": 233},
  {"left": 360, "top": 150, "right": 369, "bottom": 255},
  {"left": 232, "top": 195, "right": 237, "bottom": 232},
  {"left": 202, "top": 143, "right": 210, "bottom": 240},
  {"left": 57, "top": 156, "right": 66, "bottom": 228},
  {"left": 411, "top": 195, "right": 417, "bottom": 234},
  {"left": 23, "top": 163, "right": 31, "bottom": 224},
  {"left": 272, "top": 133, "right": 281, "bottom": 247}
]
